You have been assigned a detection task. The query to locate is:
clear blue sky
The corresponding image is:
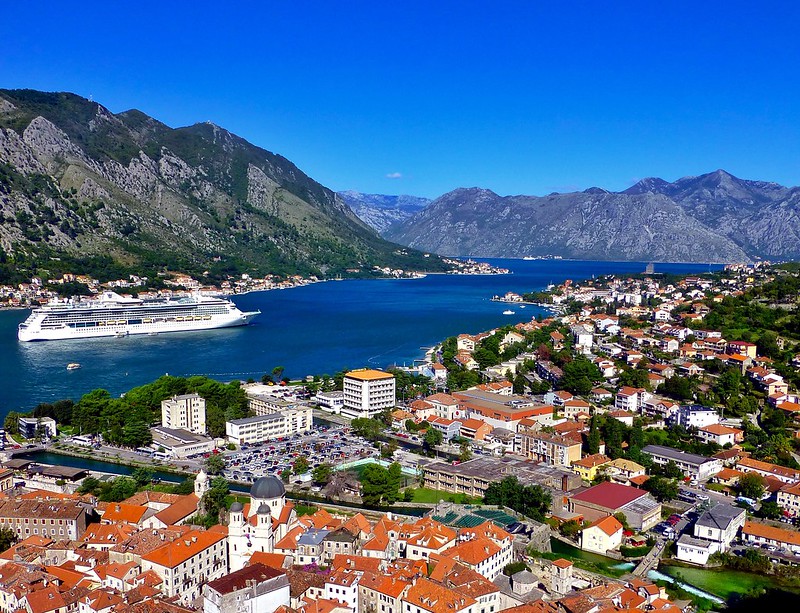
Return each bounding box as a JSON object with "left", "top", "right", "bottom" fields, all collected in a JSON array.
[{"left": 2, "top": 1, "right": 798, "bottom": 198}]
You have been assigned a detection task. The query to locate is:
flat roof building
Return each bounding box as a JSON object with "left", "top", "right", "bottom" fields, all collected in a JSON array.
[
  {"left": 342, "top": 369, "right": 395, "bottom": 419},
  {"left": 568, "top": 482, "right": 661, "bottom": 531},
  {"left": 642, "top": 445, "right": 722, "bottom": 480}
]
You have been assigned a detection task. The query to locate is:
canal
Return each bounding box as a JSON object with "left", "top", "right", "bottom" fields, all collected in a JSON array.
[
  {"left": 18, "top": 450, "right": 427, "bottom": 515},
  {"left": 548, "top": 538, "right": 633, "bottom": 577}
]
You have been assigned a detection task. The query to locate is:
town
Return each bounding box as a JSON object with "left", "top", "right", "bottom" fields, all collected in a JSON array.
[{"left": 2, "top": 262, "right": 800, "bottom": 611}]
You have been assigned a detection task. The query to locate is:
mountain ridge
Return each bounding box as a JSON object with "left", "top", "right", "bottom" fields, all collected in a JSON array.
[
  {"left": 337, "top": 190, "right": 430, "bottom": 234},
  {"left": 0, "top": 89, "right": 444, "bottom": 284},
  {"left": 385, "top": 171, "right": 800, "bottom": 263}
]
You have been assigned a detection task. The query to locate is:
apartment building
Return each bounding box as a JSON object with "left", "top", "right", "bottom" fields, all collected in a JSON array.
[
  {"left": 342, "top": 369, "right": 396, "bottom": 418},
  {"left": 516, "top": 429, "right": 582, "bottom": 467},
  {"left": 161, "top": 394, "right": 207, "bottom": 435},
  {"left": 0, "top": 497, "right": 89, "bottom": 541},
  {"left": 141, "top": 529, "right": 228, "bottom": 605}
]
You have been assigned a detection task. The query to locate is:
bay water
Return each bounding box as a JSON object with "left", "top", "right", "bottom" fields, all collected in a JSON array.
[{"left": 0, "top": 259, "right": 718, "bottom": 418}]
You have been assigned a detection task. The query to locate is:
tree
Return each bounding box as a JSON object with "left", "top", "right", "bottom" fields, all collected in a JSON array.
[
  {"left": 3, "top": 411, "right": 21, "bottom": 435},
  {"left": 587, "top": 416, "right": 601, "bottom": 455},
  {"left": 360, "top": 464, "right": 390, "bottom": 506},
  {"left": 350, "top": 418, "right": 383, "bottom": 441},
  {"left": 560, "top": 357, "right": 600, "bottom": 395},
  {"left": 100, "top": 476, "right": 138, "bottom": 502},
  {"left": 386, "top": 463, "right": 402, "bottom": 504},
  {"left": 459, "top": 441, "right": 473, "bottom": 462},
  {"left": 423, "top": 428, "right": 443, "bottom": 453},
  {"left": 131, "top": 466, "right": 154, "bottom": 487},
  {"left": 738, "top": 473, "right": 766, "bottom": 500},
  {"left": 293, "top": 456, "right": 310, "bottom": 475},
  {"left": 484, "top": 476, "right": 551, "bottom": 522},
  {"left": 204, "top": 453, "right": 226, "bottom": 475},
  {"left": 642, "top": 476, "right": 679, "bottom": 502},
  {"left": 0, "top": 527, "right": 18, "bottom": 553},
  {"left": 312, "top": 463, "right": 334, "bottom": 485},
  {"left": 559, "top": 520, "right": 583, "bottom": 539},
  {"left": 658, "top": 376, "right": 694, "bottom": 402},
  {"left": 659, "top": 460, "right": 684, "bottom": 480},
  {"left": 280, "top": 468, "right": 292, "bottom": 483},
  {"left": 757, "top": 500, "right": 782, "bottom": 520},
  {"left": 201, "top": 476, "right": 229, "bottom": 523},
  {"left": 272, "top": 366, "right": 285, "bottom": 382}
]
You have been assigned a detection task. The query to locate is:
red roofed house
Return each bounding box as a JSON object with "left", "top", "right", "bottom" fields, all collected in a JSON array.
[
  {"left": 697, "top": 424, "right": 743, "bottom": 447},
  {"left": 580, "top": 515, "right": 624, "bottom": 554}
]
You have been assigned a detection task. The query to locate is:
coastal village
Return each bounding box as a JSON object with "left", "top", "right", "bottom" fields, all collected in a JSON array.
[{"left": 2, "top": 262, "right": 800, "bottom": 611}]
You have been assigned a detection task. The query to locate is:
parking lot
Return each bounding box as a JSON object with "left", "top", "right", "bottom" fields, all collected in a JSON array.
[{"left": 221, "top": 425, "right": 381, "bottom": 486}]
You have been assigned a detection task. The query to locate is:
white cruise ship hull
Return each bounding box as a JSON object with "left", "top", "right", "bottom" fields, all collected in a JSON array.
[
  {"left": 17, "top": 291, "right": 260, "bottom": 342},
  {"left": 18, "top": 311, "right": 258, "bottom": 341}
]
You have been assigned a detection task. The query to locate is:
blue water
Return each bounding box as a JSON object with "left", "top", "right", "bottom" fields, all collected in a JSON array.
[{"left": 0, "top": 259, "right": 718, "bottom": 416}]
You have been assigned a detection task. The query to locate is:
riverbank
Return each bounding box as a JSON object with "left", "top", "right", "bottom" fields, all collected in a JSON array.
[{"left": 657, "top": 559, "right": 800, "bottom": 600}]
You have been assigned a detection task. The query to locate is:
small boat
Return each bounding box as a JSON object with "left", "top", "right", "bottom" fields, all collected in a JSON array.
[
  {"left": 148, "top": 332, "right": 159, "bottom": 336},
  {"left": 519, "top": 305, "right": 526, "bottom": 309},
  {"left": 115, "top": 331, "right": 128, "bottom": 338},
  {"left": 502, "top": 310, "right": 515, "bottom": 315},
  {"left": 66, "top": 363, "right": 81, "bottom": 370}
]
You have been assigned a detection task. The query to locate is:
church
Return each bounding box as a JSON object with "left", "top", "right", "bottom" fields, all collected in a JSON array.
[{"left": 227, "top": 475, "right": 298, "bottom": 571}]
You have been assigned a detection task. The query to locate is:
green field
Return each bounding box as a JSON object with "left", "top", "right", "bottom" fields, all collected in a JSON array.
[
  {"left": 410, "top": 487, "right": 482, "bottom": 504},
  {"left": 659, "top": 564, "right": 780, "bottom": 599}
]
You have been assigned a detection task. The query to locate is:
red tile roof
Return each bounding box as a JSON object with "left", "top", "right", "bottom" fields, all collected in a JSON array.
[{"left": 570, "top": 482, "right": 646, "bottom": 510}]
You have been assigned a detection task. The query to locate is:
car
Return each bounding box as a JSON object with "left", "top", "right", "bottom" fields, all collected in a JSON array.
[{"left": 696, "top": 494, "right": 709, "bottom": 501}]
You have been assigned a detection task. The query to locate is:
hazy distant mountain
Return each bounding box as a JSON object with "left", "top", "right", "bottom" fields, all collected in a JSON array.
[
  {"left": 386, "top": 170, "right": 800, "bottom": 263},
  {"left": 0, "top": 89, "right": 444, "bottom": 282},
  {"left": 338, "top": 191, "right": 430, "bottom": 234}
]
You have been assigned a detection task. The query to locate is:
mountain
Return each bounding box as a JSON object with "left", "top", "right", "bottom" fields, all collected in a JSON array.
[
  {"left": 386, "top": 171, "right": 800, "bottom": 263},
  {"left": 337, "top": 191, "right": 430, "bottom": 234},
  {"left": 0, "top": 89, "right": 444, "bottom": 283}
]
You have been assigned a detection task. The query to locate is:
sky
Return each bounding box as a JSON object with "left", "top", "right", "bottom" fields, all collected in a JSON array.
[{"left": 1, "top": 1, "right": 798, "bottom": 198}]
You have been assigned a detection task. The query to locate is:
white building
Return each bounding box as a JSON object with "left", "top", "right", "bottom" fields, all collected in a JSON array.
[
  {"left": 161, "top": 393, "right": 207, "bottom": 435},
  {"left": 316, "top": 391, "right": 345, "bottom": 413},
  {"left": 203, "top": 563, "right": 290, "bottom": 613},
  {"left": 642, "top": 445, "right": 722, "bottom": 480},
  {"left": 692, "top": 504, "right": 746, "bottom": 552},
  {"left": 149, "top": 426, "right": 215, "bottom": 459},
  {"left": 18, "top": 417, "right": 57, "bottom": 440},
  {"left": 570, "top": 324, "right": 594, "bottom": 353},
  {"left": 677, "top": 504, "right": 746, "bottom": 565},
  {"left": 226, "top": 404, "right": 312, "bottom": 446},
  {"left": 342, "top": 369, "right": 396, "bottom": 419},
  {"left": 671, "top": 405, "right": 720, "bottom": 430},
  {"left": 676, "top": 534, "right": 716, "bottom": 565}
]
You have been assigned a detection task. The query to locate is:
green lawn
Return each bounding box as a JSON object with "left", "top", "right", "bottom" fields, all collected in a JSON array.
[
  {"left": 659, "top": 564, "right": 782, "bottom": 599},
  {"left": 295, "top": 503, "right": 318, "bottom": 516},
  {"left": 409, "top": 487, "right": 482, "bottom": 504}
]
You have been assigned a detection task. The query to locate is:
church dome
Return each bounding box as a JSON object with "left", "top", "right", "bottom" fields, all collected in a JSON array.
[
  {"left": 250, "top": 476, "right": 286, "bottom": 500},
  {"left": 230, "top": 501, "right": 244, "bottom": 513}
]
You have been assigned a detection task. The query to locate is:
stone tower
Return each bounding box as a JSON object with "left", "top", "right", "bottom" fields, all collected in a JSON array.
[{"left": 550, "top": 558, "right": 573, "bottom": 595}]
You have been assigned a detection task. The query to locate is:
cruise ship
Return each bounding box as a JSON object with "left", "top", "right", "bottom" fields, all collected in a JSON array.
[{"left": 18, "top": 291, "right": 260, "bottom": 342}]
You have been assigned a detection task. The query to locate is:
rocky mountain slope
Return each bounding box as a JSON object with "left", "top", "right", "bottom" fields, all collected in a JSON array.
[
  {"left": 337, "top": 191, "right": 430, "bottom": 234},
  {"left": 386, "top": 170, "right": 800, "bottom": 263},
  {"left": 0, "top": 89, "right": 443, "bottom": 282}
]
